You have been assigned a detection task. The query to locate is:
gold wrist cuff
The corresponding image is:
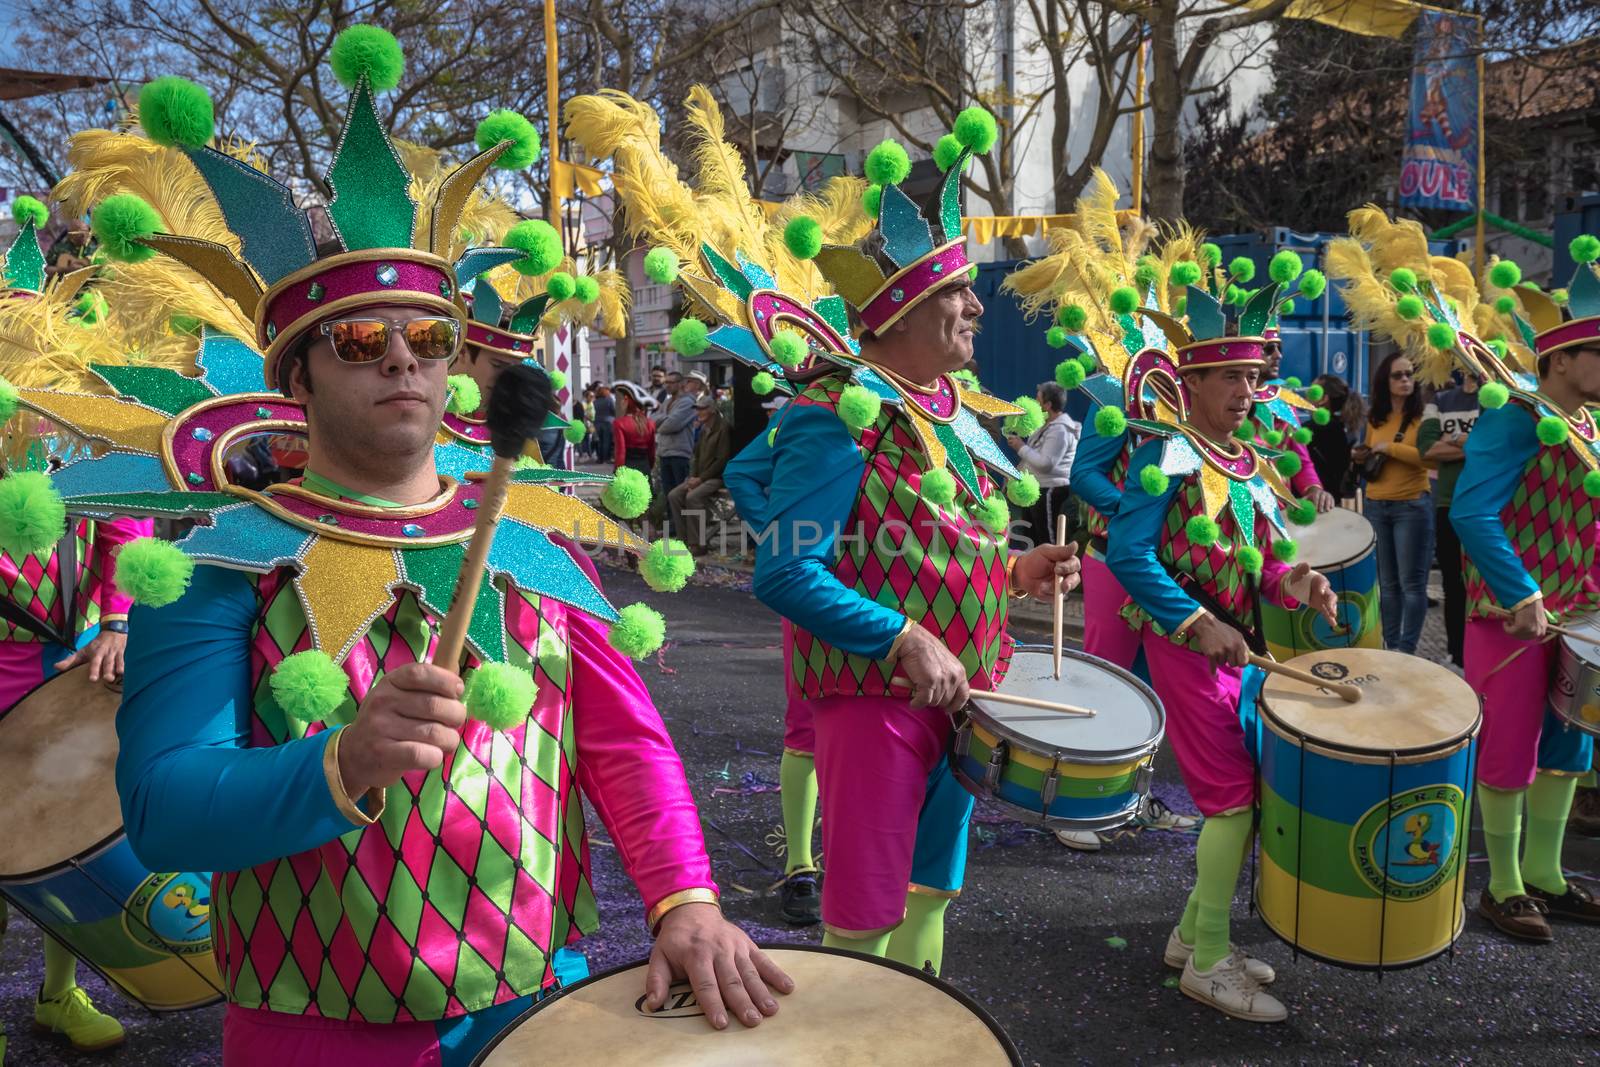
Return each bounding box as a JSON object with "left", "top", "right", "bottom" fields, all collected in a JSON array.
[
  {"left": 99, "top": 613, "right": 129, "bottom": 624},
  {"left": 1005, "top": 554, "right": 1028, "bottom": 601},
  {"left": 1507, "top": 591, "right": 1545, "bottom": 615},
  {"left": 323, "top": 728, "right": 385, "bottom": 826},
  {"left": 885, "top": 618, "right": 917, "bottom": 662},
  {"left": 648, "top": 888, "right": 720, "bottom": 932},
  {"left": 1172, "top": 606, "right": 1209, "bottom": 642}
]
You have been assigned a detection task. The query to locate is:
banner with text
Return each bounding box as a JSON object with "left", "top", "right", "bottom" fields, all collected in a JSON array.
[{"left": 1399, "top": 11, "right": 1478, "bottom": 211}]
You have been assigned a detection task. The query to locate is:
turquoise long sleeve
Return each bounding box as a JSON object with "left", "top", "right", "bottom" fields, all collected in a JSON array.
[{"left": 1449, "top": 404, "right": 1541, "bottom": 609}]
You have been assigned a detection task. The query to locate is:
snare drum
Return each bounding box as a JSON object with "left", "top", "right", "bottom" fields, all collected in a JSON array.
[
  {"left": 1255, "top": 649, "right": 1480, "bottom": 970},
  {"left": 1550, "top": 615, "right": 1600, "bottom": 736},
  {"left": 0, "top": 668, "right": 223, "bottom": 1010},
  {"left": 950, "top": 647, "right": 1163, "bottom": 831},
  {"left": 1260, "top": 508, "right": 1380, "bottom": 660},
  {"left": 472, "top": 946, "right": 1020, "bottom": 1066}
]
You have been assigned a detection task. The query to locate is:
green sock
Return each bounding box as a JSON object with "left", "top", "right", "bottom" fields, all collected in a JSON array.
[
  {"left": 886, "top": 892, "right": 951, "bottom": 975},
  {"left": 1189, "top": 811, "right": 1252, "bottom": 972},
  {"left": 1580, "top": 770, "right": 1597, "bottom": 789},
  {"left": 779, "top": 751, "right": 818, "bottom": 873},
  {"left": 1476, "top": 784, "right": 1526, "bottom": 902},
  {"left": 822, "top": 928, "right": 892, "bottom": 958},
  {"left": 41, "top": 937, "right": 78, "bottom": 1000},
  {"left": 1522, "top": 772, "right": 1578, "bottom": 894},
  {"left": 1177, "top": 886, "right": 1201, "bottom": 946}
]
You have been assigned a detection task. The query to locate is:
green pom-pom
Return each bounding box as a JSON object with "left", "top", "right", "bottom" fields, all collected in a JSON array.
[
  {"left": 1489, "top": 259, "right": 1522, "bottom": 289},
  {"left": 113, "top": 536, "right": 194, "bottom": 608},
  {"left": 563, "top": 419, "right": 585, "bottom": 444},
  {"left": 864, "top": 139, "right": 912, "bottom": 185},
  {"left": 1233, "top": 422, "right": 1256, "bottom": 442},
  {"left": 1264, "top": 429, "right": 1284, "bottom": 447},
  {"left": 1169, "top": 260, "right": 1202, "bottom": 287},
  {"left": 784, "top": 216, "right": 823, "bottom": 260},
  {"left": 1201, "top": 242, "right": 1222, "bottom": 266},
  {"left": 1479, "top": 381, "right": 1509, "bottom": 409},
  {"left": 1077, "top": 351, "right": 1098, "bottom": 374},
  {"left": 838, "top": 384, "right": 881, "bottom": 430},
  {"left": 974, "top": 494, "right": 1009, "bottom": 535},
  {"left": 573, "top": 275, "right": 600, "bottom": 304},
  {"left": 641, "top": 538, "right": 697, "bottom": 593},
  {"left": 1046, "top": 326, "right": 1071, "bottom": 350},
  {"left": 1275, "top": 451, "right": 1302, "bottom": 477},
  {"left": 1305, "top": 384, "right": 1324, "bottom": 401},
  {"left": 609, "top": 603, "right": 666, "bottom": 660},
  {"left": 504, "top": 219, "right": 563, "bottom": 276},
  {"left": 91, "top": 193, "right": 161, "bottom": 263},
  {"left": 0, "top": 374, "right": 17, "bottom": 422},
  {"left": 545, "top": 271, "right": 576, "bottom": 302},
  {"left": 1228, "top": 256, "right": 1256, "bottom": 282},
  {"left": 1006, "top": 471, "right": 1040, "bottom": 507},
  {"left": 1057, "top": 303, "right": 1088, "bottom": 331},
  {"left": 1055, "top": 358, "right": 1085, "bottom": 389},
  {"left": 270, "top": 650, "right": 351, "bottom": 724},
  {"left": 921, "top": 467, "right": 956, "bottom": 506},
  {"left": 952, "top": 106, "right": 999, "bottom": 153},
  {"left": 768, "top": 329, "right": 808, "bottom": 369},
  {"left": 1094, "top": 404, "right": 1126, "bottom": 437},
  {"left": 169, "top": 313, "right": 200, "bottom": 336},
  {"left": 1518, "top": 281, "right": 1543, "bottom": 292},
  {"left": 1570, "top": 234, "right": 1600, "bottom": 264},
  {"left": 1427, "top": 322, "right": 1457, "bottom": 350},
  {"left": 464, "top": 662, "right": 539, "bottom": 730},
  {"left": 0, "top": 470, "right": 66, "bottom": 558},
  {"left": 1487, "top": 337, "right": 1509, "bottom": 358},
  {"left": 1494, "top": 295, "right": 1516, "bottom": 314},
  {"left": 1584, "top": 470, "right": 1600, "bottom": 497},
  {"left": 951, "top": 369, "right": 980, "bottom": 391},
  {"left": 751, "top": 371, "right": 776, "bottom": 396},
  {"left": 75, "top": 291, "right": 107, "bottom": 324},
  {"left": 1389, "top": 267, "right": 1417, "bottom": 293},
  {"left": 1109, "top": 286, "right": 1139, "bottom": 315},
  {"left": 1552, "top": 289, "right": 1570, "bottom": 306},
  {"left": 446, "top": 373, "right": 481, "bottom": 414},
  {"left": 1174, "top": 296, "right": 1187, "bottom": 316},
  {"left": 669, "top": 318, "right": 710, "bottom": 356},
  {"left": 10, "top": 195, "right": 47, "bottom": 229},
  {"left": 1185, "top": 515, "right": 1220, "bottom": 546},
  {"left": 934, "top": 134, "right": 963, "bottom": 172},
  {"left": 1293, "top": 426, "right": 1313, "bottom": 445},
  {"left": 1139, "top": 464, "right": 1170, "bottom": 496},
  {"left": 601, "top": 467, "right": 651, "bottom": 518},
  {"left": 1279, "top": 299, "right": 1297, "bottom": 318},
  {"left": 549, "top": 369, "right": 568, "bottom": 391},
  {"left": 1235, "top": 545, "right": 1263, "bottom": 576},
  {"left": 475, "top": 110, "right": 540, "bottom": 170},
  {"left": 1312, "top": 407, "right": 1331, "bottom": 425},
  {"left": 330, "top": 24, "right": 405, "bottom": 91},
  {"left": 1537, "top": 415, "right": 1570, "bottom": 446},
  {"left": 643, "top": 247, "right": 678, "bottom": 284},
  {"left": 1003, "top": 396, "right": 1045, "bottom": 436},
  {"left": 1298, "top": 269, "right": 1327, "bottom": 300},
  {"left": 1395, "top": 295, "right": 1424, "bottom": 320},
  {"left": 1273, "top": 537, "right": 1299, "bottom": 563},
  {"left": 1288, "top": 499, "right": 1316, "bottom": 526},
  {"left": 1134, "top": 259, "right": 1160, "bottom": 290},
  {"left": 862, "top": 184, "right": 882, "bottom": 218},
  {"left": 138, "top": 76, "right": 215, "bottom": 148},
  {"left": 1284, "top": 376, "right": 1303, "bottom": 388},
  {"left": 1224, "top": 285, "right": 1247, "bottom": 307}
]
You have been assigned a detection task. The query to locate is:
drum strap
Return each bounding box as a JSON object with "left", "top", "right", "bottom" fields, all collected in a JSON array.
[
  {"left": 58, "top": 522, "right": 79, "bottom": 645},
  {"left": 0, "top": 586, "right": 70, "bottom": 648},
  {"left": 1168, "top": 566, "right": 1266, "bottom": 656}
]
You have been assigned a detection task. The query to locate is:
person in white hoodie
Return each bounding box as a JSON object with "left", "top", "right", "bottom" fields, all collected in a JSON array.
[{"left": 1006, "top": 381, "right": 1082, "bottom": 550}]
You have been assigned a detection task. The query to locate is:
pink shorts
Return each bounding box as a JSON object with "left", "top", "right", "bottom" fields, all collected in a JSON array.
[
  {"left": 1081, "top": 553, "right": 1141, "bottom": 671},
  {"left": 1142, "top": 633, "right": 1253, "bottom": 816}
]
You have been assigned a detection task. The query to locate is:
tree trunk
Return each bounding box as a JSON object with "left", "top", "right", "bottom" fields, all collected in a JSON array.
[{"left": 1146, "top": 0, "right": 1185, "bottom": 221}]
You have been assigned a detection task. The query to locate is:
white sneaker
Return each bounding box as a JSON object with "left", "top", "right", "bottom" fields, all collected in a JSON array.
[
  {"left": 1136, "top": 796, "right": 1200, "bottom": 832},
  {"left": 1163, "top": 925, "right": 1275, "bottom": 984},
  {"left": 1054, "top": 828, "right": 1103, "bottom": 851},
  {"left": 1180, "top": 953, "right": 1287, "bottom": 1023}
]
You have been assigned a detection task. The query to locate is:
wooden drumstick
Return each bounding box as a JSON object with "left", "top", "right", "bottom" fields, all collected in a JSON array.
[
  {"left": 890, "top": 679, "right": 1096, "bottom": 717},
  {"left": 1247, "top": 653, "right": 1362, "bottom": 703},
  {"left": 1052, "top": 512, "right": 1067, "bottom": 680}
]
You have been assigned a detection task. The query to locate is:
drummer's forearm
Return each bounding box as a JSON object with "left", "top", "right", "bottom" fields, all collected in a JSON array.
[{"left": 94, "top": 515, "right": 155, "bottom": 616}]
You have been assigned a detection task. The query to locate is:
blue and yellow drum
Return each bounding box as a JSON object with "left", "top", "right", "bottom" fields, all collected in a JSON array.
[
  {"left": 1255, "top": 649, "right": 1479, "bottom": 970},
  {"left": 0, "top": 668, "right": 223, "bottom": 1011},
  {"left": 1261, "top": 508, "right": 1381, "bottom": 660}
]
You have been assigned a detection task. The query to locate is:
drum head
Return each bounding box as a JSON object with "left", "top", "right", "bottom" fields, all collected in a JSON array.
[
  {"left": 1563, "top": 615, "right": 1600, "bottom": 668},
  {"left": 473, "top": 947, "right": 1020, "bottom": 1066},
  {"left": 0, "top": 668, "right": 123, "bottom": 878},
  {"left": 1260, "top": 648, "right": 1478, "bottom": 756},
  {"left": 973, "top": 649, "right": 1162, "bottom": 758},
  {"left": 1293, "top": 507, "right": 1374, "bottom": 569}
]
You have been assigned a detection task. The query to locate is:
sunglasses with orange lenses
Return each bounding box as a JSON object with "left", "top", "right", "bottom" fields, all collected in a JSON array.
[{"left": 318, "top": 316, "right": 462, "bottom": 364}]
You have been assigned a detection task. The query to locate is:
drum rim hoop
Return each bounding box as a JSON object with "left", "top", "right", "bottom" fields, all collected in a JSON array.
[
  {"left": 1257, "top": 699, "right": 1482, "bottom": 766},
  {"left": 975, "top": 645, "right": 1165, "bottom": 762},
  {"left": 466, "top": 943, "right": 1023, "bottom": 1067}
]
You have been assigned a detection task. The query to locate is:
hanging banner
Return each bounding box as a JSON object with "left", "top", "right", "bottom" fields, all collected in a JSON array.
[{"left": 1398, "top": 11, "right": 1478, "bottom": 211}]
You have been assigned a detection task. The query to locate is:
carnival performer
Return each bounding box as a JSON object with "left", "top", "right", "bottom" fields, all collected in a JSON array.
[
  {"left": 1107, "top": 253, "right": 1337, "bottom": 1023},
  {"left": 4, "top": 29, "right": 788, "bottom": 1065}
]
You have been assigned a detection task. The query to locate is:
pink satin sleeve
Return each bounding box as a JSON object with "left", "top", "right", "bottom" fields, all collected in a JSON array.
[
  {"left": 1260, "top": 544, "right": 1300, "bottom": 610},
  {"left": 96, "top": 516, "right": 155, "bottom": 618},
  {"left": 1288, "top": 435, "right": 1322, "bottom": 495},
  {"left": 561, "top": 544, "right": 716, "bottom": 923}
]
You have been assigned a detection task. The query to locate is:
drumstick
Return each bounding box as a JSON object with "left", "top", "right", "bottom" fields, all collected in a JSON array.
[
  {"left": 1246, "top": 653, "right": 1362, "bottom": 703},
  {"left": 1052, "top": 512, "right": 1067, "bottom": 680},
  {"left": 890, "top": 679, "right": 1095, "bottom": 717}
]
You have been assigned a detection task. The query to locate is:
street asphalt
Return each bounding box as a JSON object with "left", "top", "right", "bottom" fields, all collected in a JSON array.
[{"left": 2, "top": 560, "right": 1596, "bottom": 1065}]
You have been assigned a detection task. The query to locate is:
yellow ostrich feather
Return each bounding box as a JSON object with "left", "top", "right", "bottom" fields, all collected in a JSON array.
[
  {"left": 768, "top": 175, "right": 871, "bottom": 300},
  {"left": 1076, "top": 169, "right": 1124, "bottom": 259},
  {"left": 1327, "top": 234, "right": 1455, "bottom": 385},
  {"left": 682, "top": 85, "right": 767, "bottom": 262}
]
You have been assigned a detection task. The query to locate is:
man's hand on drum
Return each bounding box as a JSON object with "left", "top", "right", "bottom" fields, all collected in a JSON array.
[
  {"left": 1310, "top": 486, "right": 1336, "bottom": 513},
  {"left": 1504, "top": 598, "right": 1549, "bottom": 642},
  {"left": 55, "top": 630, "right": 127, "bottom": 684},
  {"left": 1011, "top": 542, "right": 1081, "bottom": 599},
  {"left": 1286, "top": 562, "right": 1340, "bottom": 628},
  {"left": 896, "top": 626, "right": 970, "bottom": 711},
  {"left": 337, "top": 663, "right": 466, "bottom": 797},
  {"left": 1190, "top": 614, "right": 1249, "bottom": 669},
  {"left": 647, "top": 902, "right": 793, "bottom": 1030}
]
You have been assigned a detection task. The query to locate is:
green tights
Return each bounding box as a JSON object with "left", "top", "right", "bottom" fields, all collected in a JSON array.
[
  {"left": 821, "top": 891, "right": 953, "bottom": 975},
  {"left": 779, "top": 751, "right": 818, "bottom": 873},
  {"left": 1479, "top": 773, "right": 1578, "bottom": 901},
  {"left": 1176, "top": 811, "right": 1254, "bottom": 972}
]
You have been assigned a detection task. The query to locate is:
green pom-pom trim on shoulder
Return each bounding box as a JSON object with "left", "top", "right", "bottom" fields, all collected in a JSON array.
[
  {"left": 1489, "top": 259, "right": 1522, "bottom": 289},
  {"left": 934, "top": 134, "right": 964, "bottom": 172},
  {"left": 1046, "top": 326, "right": 1070, "bottom": 350},
  {"left": 768, "top": 329, "right": 808, "bottom": 369},
  {"left": 330, "top": 24, "right": 405, "bottom": 91},
  {"left": 504, "top": 219, "right": 563, "bottom": 276},
  {"left": 921, "top": 467, "right": 957, "bottom": 506},
  {"left": 1233, "top": 423, "right": 1256, "bottom": 442},
  {"left": 1055, "top": 358, "right": 1085, "bottom": 389},
  {"left": 1109, "top": 286, "right": 1139, "bottom": 315},
  {"left": 862, "top": 184, "right": 883, "bottom": 218},
  {"left": 609, "top": 603, "right": 666, "bottom": 660},
  {"left": 784, "top": 216, "right": 823, "bottom": 260},
  {"left": 1094, "top": 404, "right": 1126, "bottom": 438},
  {"left": 1298, "top": 269, "right": 1327, "bottom": 300},
  {"left": 563, "top": 419, "right": 585, "bottom": 444},
  {"left": 1006, "top": 471, "right": 1041, "bottom": 507},
  {"left": 837, "top": 384, "right": 882, "bottom": 431},
  {"left": 475, "top": 110, "right": 540, "bottom": 170},
  {"left": 1570, "top": 234, "right": 1600, "bottom": 265},
  {"left": 464, "top": 662, "right": 539, "bottom": 730},
  {"left": 1272, "top": 537, "right": 1299, "bottom": 563},
  {"left": 113, "top": 537, "right": 194, "bottom": 608},
  {"left": 1305, "top": 383, "right": 1324, "bottom": 401},
  {"left": 1584, "top": 470, "right": 1600, "bottom": 497},
  {"left": 601, "top": 467, "right": 651, "bottom": 518},
  {"left": 1235, "top": 545, "right": 1263, "bottom": 576},
  {"left": 10, "top": 195, "right": 48, "bottom": 228},
  {"left": 670, "top": 318, "right": 710, "bottom": 357},
  {"left": 973, "top": 494, "right": 1010, "bottom": 535},
  {"left": 138, "top": 76, "right": 215, "bottom": 148},
  {"left": 0, "top": 374, "right": 17, "bottom": 422},
  {"left": 1288, "top": 499, "right": 1316, "bottom": 526},
  {"left": 751, "top": 371, "right": 776, "bottom": 396},
  {"left": 1536, "top": 415, "right": 1570, "bottom": 446},
  {"left": 573, "top": 275, "right": 600, "bottom": 304},
  {"left": 1478, "top": 381, "right": 1509, "bottom": 409},
  {"left": 1169, "top": 260, "right": 1202, "bottom": 287},
  {"left": 1228, "top": 256, "right": 1256, "bottom": 282},
  {"left": 864, "top": 139, "right": 912, "bottom": 185},
  {"left": 1264, "top": 429, "right": 1283, "bottom": 447},
  {"left": 643, "top": 247, "right": 679, "bottom": 284},
  {"left": 1283, "top": 376, "right": 1302, "bottom": 388},
  {"left": 1293, "top": 426, "right": 1313, "bottom": 445},
  {"left": 545, "top": 271, "right": 576, "bottom": 302},
  {"left": 91, "top": 194, "right": 162, "bottom": 263},
  {"left": 952, "top": 106, "right": 999, "bottom": 153},
  {"left": 1388, "top": 267, "right": 1417, "bottom": 293},
  {"left": 445, "top": 373, "right": 481, "bottom": 414},
  {"left": 1138, "top": 464, "right": 1170, "bottom": 497},
  {"left": 1184, "top": 515, "right": 1220, "bottom": 547},
  {"left": 641, "top": 538, "right": 697, "bottom": 593},
  {"left": 270, "top": 650, "right": 351, "bottom": 724},
  {"left": 1311, "top": 407, "right": 1331, "bottom": 425},
  {"left": 1426, "top": 322, "right": 1457, "bottom": 350},
  {"left": 1057, "top": 303, "right": 1088, "bottom": 331},
  {"left": 1275, "top": 451, "right": 1302, "bottom": 477},
  {"left": 0, "top": 470, "right": 66, "bottom": 558},
  {"left": 1201, "top": 243, "right": 1222, "bottom": 266},
  {"left": 1269, "top": 250, "right": 1302, "bottom": 284}
]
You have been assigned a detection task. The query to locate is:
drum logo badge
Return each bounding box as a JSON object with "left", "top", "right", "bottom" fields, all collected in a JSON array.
[
  {"left": 123, "top": 872, "right": 214, "bottom": 956},
  {"left": 1309, "top": 661, "right": 1350, "bottom": 681},
  {"left": 1350, "top": 785, "right": 1465, "bottom": 901},
  {"left": 634, "top": 985, "right": 704, "bottom": 1019}
]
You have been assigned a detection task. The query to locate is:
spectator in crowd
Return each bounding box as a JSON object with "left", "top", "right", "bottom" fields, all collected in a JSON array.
[
  {"left": 1308, "top": 374, "right": 1360, "bottom": 501},
  {"left": 1353, "top": 353, "right": 1433, "bottom": 654},
  {"left": 591, "top": 383, "right": 616, "bottom": 465},
  {"left": 44, "top": 218, "right": 92, "bottom": 274},
  {"left": 611, "top": 381, "right": 656, "bottom": 475},
  {"left": 1419, "top": 371, "right": 1483, "bottom": 668},
  {"left": 650, "top": 364, "right": 670, "bottom": 408},
  {"left": 1005, "top": 381, "right": 1081, "bottom": 549},
  {"left": 667, "top": 394, "right": 732, "bottom": 555},
  {"left": 656, "top": 370, "right": 706, "bottom": 526}
]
